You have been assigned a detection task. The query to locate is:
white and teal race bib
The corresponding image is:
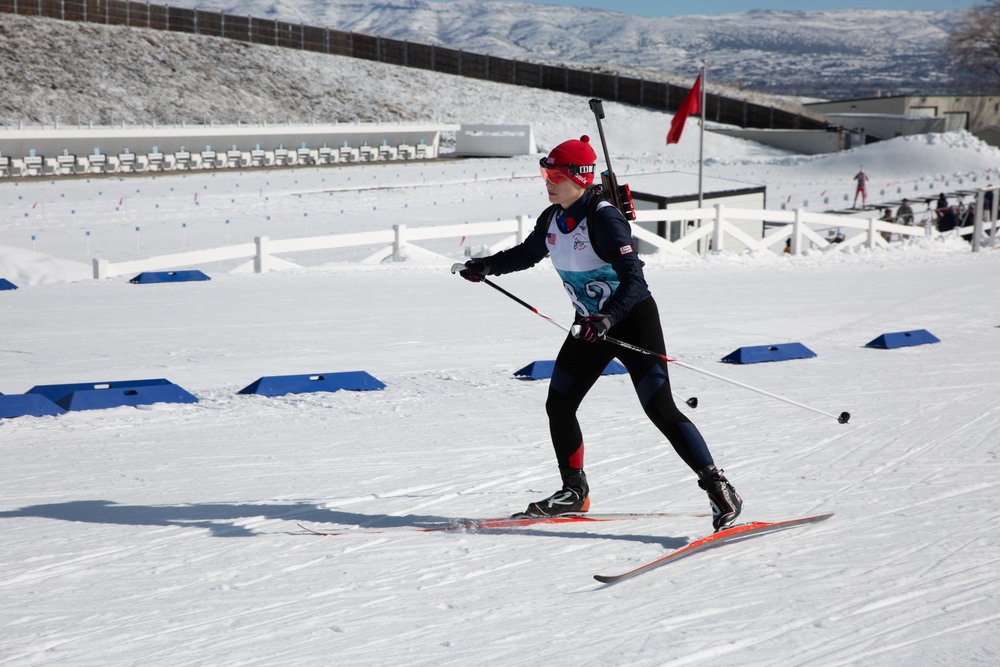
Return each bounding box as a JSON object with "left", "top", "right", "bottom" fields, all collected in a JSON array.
[{"left": 546, "top": 207, "right": 620, "bottom": 317}]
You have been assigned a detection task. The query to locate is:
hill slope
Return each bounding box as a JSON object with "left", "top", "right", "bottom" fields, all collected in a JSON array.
[
  {"left": 170, "top": 0, "right": 968, "bottom": 97},
  {"left": 0, "top": 2, "right": 971, "bottom": 126}
]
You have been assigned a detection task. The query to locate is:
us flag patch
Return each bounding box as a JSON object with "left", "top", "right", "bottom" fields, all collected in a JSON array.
[
  {"left": 618, "top": 244, "right": 634, "bottom": 255},
  {"left": 547, "top": 233, "right": 557, "bottom": 245}
]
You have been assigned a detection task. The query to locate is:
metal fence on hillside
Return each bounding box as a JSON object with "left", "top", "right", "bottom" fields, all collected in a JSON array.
[{"left": 0, "top": 0, "right": 828, "bottom": 131}]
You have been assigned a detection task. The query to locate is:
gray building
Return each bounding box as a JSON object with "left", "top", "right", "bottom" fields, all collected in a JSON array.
[{"left": 805, "top": 94, "right": 1000, "bottom": 143}]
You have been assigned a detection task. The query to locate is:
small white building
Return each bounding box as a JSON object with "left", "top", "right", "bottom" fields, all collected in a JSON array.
[{"left": 454, "top": 124, "right": 536, "bottom": 157}]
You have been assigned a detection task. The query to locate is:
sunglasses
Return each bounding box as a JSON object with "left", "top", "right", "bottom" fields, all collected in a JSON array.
[{"left": 539, "top": 158, "right": 595, "bottom": 184}]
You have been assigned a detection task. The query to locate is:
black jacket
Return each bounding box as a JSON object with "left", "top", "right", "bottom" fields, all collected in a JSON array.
[{"left": 487, "top": 189, "right": 650, "bottom": 326}]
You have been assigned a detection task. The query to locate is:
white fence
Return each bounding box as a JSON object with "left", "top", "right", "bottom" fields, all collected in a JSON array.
[
  {"left": 91, "top": 197, "right": 1000, "bottom": 279},
  {"left": 92, "top": 219, "right": 533, "bottom": 279}
]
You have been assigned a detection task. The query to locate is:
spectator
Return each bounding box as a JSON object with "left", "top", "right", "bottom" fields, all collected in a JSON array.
[
  {"left": 879, "top": 208, "right": 894, "bottom": 242},
  {"left": 938, "top": 205, "right": 960, "bottom": 233},
  {"left": 896, "top": 198, "right": 914, "bottom": 225},
  {"left": 936, "top": 192, "right": 949, "bottom": 211}
]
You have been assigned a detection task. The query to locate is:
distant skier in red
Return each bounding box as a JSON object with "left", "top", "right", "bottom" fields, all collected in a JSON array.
[{"left": 852, "top": 167, "right": 869, "bottom": 209}]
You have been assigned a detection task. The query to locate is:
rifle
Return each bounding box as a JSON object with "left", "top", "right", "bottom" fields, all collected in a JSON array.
[{"left": 588, "top": 98, "right": 636, "bottom": 221}]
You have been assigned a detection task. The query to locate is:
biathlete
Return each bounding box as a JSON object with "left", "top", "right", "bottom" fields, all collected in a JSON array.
[{"left": 456, "top": 135, "right": 742, "bottom": 531}]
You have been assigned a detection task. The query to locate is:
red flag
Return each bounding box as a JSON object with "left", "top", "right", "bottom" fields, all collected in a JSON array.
[{"left": 666, "top": 74, "right": 702, "bottom": 145}]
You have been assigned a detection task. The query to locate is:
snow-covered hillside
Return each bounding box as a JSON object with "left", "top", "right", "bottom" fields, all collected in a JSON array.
[
  {"left": 0, "top": 12, "right": 444, "bottom": 126},
  {"left": 0, "top": 0, "right": 972, "bottom": 128},
  {"left": 167, "top": 0, "right": 968, "bottom": 96}
]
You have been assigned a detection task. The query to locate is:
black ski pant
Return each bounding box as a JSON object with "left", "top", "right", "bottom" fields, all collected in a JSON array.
[{"left": 544, "top": 296, "right": 714, "bottom": 473}]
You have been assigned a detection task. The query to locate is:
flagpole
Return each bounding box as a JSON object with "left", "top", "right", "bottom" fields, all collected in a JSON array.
[{"left": 697, "top": 59, "right": 706, "bottom": 208}]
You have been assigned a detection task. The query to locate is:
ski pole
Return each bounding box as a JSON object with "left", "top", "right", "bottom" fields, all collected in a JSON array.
[
  {"left": 605, "top": 337, "right": 851, "bottom": 424},
  {"left": 452, "top": 266, "right": 697, "bottom": 408},
  {"left": 596, "top": 332, "right": 850, "bottom": 424},
  {"left": 491, "top": 276, "right": 847, "bottom": 423},
  {"left": 456, "top": 269, "right": 848, "bottom": 424}
]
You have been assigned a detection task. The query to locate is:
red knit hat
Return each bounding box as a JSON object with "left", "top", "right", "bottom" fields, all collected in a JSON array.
[{"left": 540, "top": 135, "right": 597, "bottom": 187}]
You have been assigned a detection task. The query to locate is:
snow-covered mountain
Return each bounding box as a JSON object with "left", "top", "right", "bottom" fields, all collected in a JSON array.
[{"left": 162, "top": 0, "right": 968, "bottom": 97}]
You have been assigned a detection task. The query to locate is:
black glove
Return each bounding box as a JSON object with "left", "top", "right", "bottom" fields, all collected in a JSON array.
[
  {"left": 458, "top": 258, "right": 491, "bottom": 283},
  {"left": 575, "top": 315, "right": 610, "bottom": 343}
]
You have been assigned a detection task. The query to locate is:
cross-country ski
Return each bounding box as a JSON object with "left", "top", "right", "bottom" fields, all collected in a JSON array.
[{"left": 594, "top": 513, "right": 834, "bottom": 585}]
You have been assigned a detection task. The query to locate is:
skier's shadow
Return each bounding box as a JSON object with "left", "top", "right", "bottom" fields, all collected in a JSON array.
[
  {"left": 0, "top": 499, "right": 689, "bottom": 547},
  {"left": 0, "top": 500, "right": 454, "bottom": 538}
]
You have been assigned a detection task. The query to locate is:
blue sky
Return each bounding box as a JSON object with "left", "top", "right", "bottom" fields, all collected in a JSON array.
[{"left": 479, "top": 1, "right": 979, "bottom": 16}]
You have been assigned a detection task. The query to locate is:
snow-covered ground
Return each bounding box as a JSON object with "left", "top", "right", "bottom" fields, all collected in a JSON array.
[{"left": 3, "top": 67, "right": 1000, "bottom": 665}]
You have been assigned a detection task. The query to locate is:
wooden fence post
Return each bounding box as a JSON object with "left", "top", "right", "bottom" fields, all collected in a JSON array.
[
  {"left": 516, "top": 214, "right": 529, "bottom": 243},
  {"left": 393, "top": 224, "right": 406, "bottom": 261},
  {"left": 254, "top": 236, "right": 270, "bottom": 273},
  {"left": 713, "top": 204, "right": 725, "bottom": 253},
  {"left": 792, "top": 208, "right": 802, "bottom": 255},
  {"left": 973, "top": 189, "right": 985, "bottom": 253}
]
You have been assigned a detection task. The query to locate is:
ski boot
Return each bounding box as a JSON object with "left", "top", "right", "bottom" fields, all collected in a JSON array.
[
  {"left": 519, "top": 467, "right": 590, "bottom": 517},
  {"left": 697, "top": 466, "right": 743, "bottom": 531}
]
